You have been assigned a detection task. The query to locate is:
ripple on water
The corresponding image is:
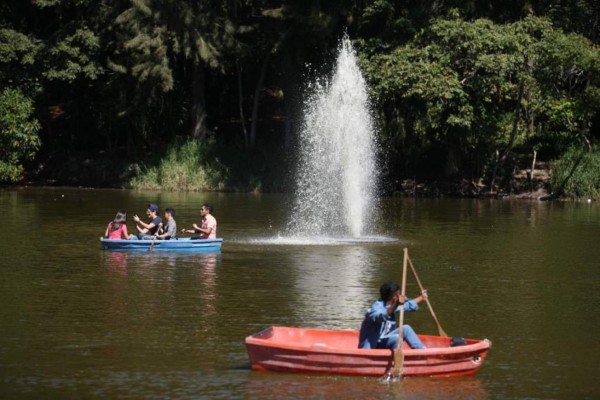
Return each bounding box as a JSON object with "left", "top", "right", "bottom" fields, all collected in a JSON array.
[{"left": 230, "top": 235, "right": 400, "bottom": 246}]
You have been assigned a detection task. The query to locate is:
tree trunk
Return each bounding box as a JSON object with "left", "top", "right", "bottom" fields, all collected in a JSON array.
[
  {"left": 282, "top": 51, "right": 299, "bottom": 150},
  {"left": 506, "top": 80, "right": 524, "bottom": 155},
  {"left": 491, "top": 77, "right": 525, "bottom": 193},
  {"left": 191, "top": 62, "right": 207, "bottom": 139},
  {"left": 250, "top": 54, "right": 270, "bottom": 150},
  {"left": 444, "top": 142, "right": 460, "bottom": 178},
  {"left": 236, "top": 62, "right": 249, "bottom": 148}
]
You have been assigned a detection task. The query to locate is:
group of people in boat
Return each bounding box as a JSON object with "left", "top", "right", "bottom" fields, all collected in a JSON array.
[
  {"left": 104, "top": 203, "right": 217, "bottom": 241},
  {"left": 104, "top": 203, "right": 427, "bottom": 350}
]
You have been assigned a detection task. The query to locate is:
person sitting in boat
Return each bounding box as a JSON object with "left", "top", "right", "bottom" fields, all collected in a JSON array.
[
  {"left": 104, "top": 211, "right": 129, "bottom": 239},
  {"left": 133, "top": 204, "right": 162, "bottom": 240},
  {"left": 181, "top": 203, "right": 217, "bottom": 239},
  {"left": 358, "top": 282, "right": 428, "bottom": 350},
  {"left": 154, "top": 207, "right": 177, "bottom": 240}
]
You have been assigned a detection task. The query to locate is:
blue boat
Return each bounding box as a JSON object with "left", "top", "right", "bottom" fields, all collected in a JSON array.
[{"left": 100, "top": 237, "right": 223, "bottom": 252}]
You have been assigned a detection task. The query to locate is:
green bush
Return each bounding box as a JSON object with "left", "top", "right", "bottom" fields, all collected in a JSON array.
[
  {"left": 130, "top": 139, "right": 226, "bottom": 191},
  {"left": 0, "top": 87, "right": 41, "bottom": 182},
  {"left": 550, "top": 146, "right": 600, "bottom": 199}
]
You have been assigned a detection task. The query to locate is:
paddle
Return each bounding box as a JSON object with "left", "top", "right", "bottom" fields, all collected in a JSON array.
[
  {"left": 148, "top": 222, "right": 164, "bottom": 253},
  {"left": 392, "top": 247, "right": 409, "bottom": 378},
  {"left": 407, "top": 254, "right": 448, "bottom": 337},
  {"left": 148, "top": 234, "right": 158, "bottom": 253}
]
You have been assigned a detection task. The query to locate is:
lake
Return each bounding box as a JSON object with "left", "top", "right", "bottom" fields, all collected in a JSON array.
[{"left": 0, "top": 187, "right": 598, "bottom": 399}]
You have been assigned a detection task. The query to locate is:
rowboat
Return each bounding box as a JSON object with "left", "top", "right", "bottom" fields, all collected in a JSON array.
[
  {"left": 245, "top": 326, "right": 491, "bottom": 377},
  {"left": 100, "top": 237, "right": 223, "bottom": 252}
]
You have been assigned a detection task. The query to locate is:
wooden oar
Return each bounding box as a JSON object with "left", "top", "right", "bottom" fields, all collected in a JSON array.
[
  {"left": 407, "top": 254, "right": 448, "bottom": 337},
  {"left": 148, "top": 223, "right": 163, "bottom": 254},
  {"left": 148, "top": 235, "right": 158, "bottom": 253},
  {"left": 393, "top": 248, "right": 409, "bottom": 378}
]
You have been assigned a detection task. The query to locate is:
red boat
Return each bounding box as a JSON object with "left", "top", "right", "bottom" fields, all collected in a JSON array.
[{"left": 245, "top": 326, "right": 491, "bottom": 377}]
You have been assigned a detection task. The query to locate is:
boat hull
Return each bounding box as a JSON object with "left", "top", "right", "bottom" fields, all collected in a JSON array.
[
  {"left": 100, "top": 237, "right": 223, "bottom": 252},
  {"left": 245, "top": 326, "right": 491, "bottom": 377}
]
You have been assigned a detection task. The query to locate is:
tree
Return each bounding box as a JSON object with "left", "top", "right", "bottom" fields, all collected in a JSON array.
[
  {"left": 0, "top": 87, "right": 41, "bottom": 182},
  {"left": 113, "top": 0, "right": 235, "bottom": 139},
  {"left": 359, "top": 15, "right": 600, "bottom": 190}
]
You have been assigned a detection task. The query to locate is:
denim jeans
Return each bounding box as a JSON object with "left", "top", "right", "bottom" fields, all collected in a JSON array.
[{"left": 377, "top": 324, "right": 426, "bottom": 349}]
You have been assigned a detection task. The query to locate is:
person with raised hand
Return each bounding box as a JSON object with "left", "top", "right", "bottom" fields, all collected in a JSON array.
[
  {"left": 133, "top": 204, "right": 162, "bottom": 240},
  {"left": 358, "top": 282, "right": 428, "bottom": 350},
  {"left": 181, "top": 203, "right": 217, "bottom": 239}
]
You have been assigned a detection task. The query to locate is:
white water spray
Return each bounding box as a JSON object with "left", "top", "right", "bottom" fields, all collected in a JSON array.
[{"left": 288, "top": 37, "right": 377, "bottom": 238}]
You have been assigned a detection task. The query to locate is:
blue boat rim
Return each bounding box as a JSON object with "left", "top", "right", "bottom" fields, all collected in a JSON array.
[{"left": 100, "top": 237, "right": 223, "bottom": 252}]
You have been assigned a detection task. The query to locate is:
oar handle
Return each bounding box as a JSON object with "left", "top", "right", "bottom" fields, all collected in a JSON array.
[
  {"left": 393, "top": 248, "right": 409, "bottom": 377},
  {"left": 407, "top": 255, "right": 449, "bottom": 337}
]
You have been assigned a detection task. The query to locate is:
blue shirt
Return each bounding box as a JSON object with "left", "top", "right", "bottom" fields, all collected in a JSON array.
[{"left": 358, "top": 299, "right": 419, "bottom": 349}]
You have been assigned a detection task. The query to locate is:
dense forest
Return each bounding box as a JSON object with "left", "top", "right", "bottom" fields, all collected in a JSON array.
[{"left": 1, "top": 1, "right": 599, "bottom": 197}]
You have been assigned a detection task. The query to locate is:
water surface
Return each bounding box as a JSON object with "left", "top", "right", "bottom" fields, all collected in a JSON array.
[{"left": 0, "top": 188, "right": 599, "bottom": 399}]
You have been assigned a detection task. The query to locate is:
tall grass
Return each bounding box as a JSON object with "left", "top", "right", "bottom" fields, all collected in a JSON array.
[
  {"left": 130, "top": 139, "right": 226, "bottom": 191},
  {"left": 550, "top": 145, "right": 600, "bottom": 199}
]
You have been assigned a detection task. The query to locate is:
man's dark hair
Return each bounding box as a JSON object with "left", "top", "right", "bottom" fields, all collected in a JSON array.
[
  {"left": 165, "top": 207, "right": 176, "bottom": 218},
  {"left": 202, "top": 203, "right": 213, "bottom": 213},
  {"left": 380, "top": 282, "right": 400, "bottom": 302}
]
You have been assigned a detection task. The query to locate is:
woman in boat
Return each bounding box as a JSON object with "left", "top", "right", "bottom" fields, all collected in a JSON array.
[
  {"left": 358, "top": 282, "right": 428, "bottom": 350},
  {"left": 104, "top": 211, "right": 130, "bottom": 239}
]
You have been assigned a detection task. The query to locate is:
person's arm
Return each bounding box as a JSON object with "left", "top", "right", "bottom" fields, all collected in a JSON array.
[
  {"left": 104, "top": 222, "right": 111, "bottom": 238},
  {"left": 121, "top": 224, "right": 129, "bottom": 239},
  {"left": 143, "top": 217, "right": 161, "bottom": 234},
  {"left": 158, "top": 223, "right": 177, "bottom": 239},
  {"left": 365, "top": 300, "right": 396, "bottom": 323},
  {"left": 401, "top": 289, "right": 428, "bottom": 313},
  {"left": 192, "top": 223, "right": 206, "bottom": 234},
  {"left": 133, "top": 214, "right": 156, "bottom": 232}
]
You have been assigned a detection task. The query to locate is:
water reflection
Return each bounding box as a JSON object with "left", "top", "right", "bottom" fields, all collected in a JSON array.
[
  {"left": 4, "top": 188, "right": 600, "bottom": 399},
  {"left": 288, "top": 245, "right": 378, "bottom": 329},
  {"left": 100, "top": 250, "right": 221, "bottom": 271},
  {"left": 243, "top": 372, "right": 487, "bottom": 399}
]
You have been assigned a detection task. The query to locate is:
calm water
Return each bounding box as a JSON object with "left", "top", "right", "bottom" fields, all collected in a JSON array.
[{"left": 0, "top": 187, "right": 599, "bottom": 399}]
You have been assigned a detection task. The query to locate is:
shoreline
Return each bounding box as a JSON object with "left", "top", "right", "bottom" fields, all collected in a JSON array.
[{"left": 3, "top": 182, "right": 596, "bottom": 202}]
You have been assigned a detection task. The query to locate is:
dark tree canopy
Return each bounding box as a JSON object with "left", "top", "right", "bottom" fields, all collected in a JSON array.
[{"left": 0, "top": 1, "right": 599, "bottom": 197}]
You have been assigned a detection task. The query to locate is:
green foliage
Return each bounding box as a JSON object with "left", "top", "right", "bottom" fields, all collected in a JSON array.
[
  {"left": 550, "top": 146, "right": 600, "bottom": 199},
  {"left": 43, "top": 28, "right": 103, "bottom": 82},
  {"left": 130, "top": 139, "right": 226, "bottom": 191},
  {"left": 360, "top": 15, "right": 600, "bottom": 181},
  {"left": 0, "top": 0, "right": 599, "bottom": 194},
  {"left": 0, "top": 87, "right": 41, "bottom": 182},
  {"left": 0, "top": 29, "right": 41, "bottom": 65},
  {"left": 113, "top": 0, "right": 231, "bottom": 91}
]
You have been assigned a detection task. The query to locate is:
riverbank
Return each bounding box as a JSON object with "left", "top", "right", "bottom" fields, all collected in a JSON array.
[
  {"left": 14, "top": 162, "right": 557, "bottom": 200},
  {"left": 391, "top": 164, "right": 553, "bottom": 199}
]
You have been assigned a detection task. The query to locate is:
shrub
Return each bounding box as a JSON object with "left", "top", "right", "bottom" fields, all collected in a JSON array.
[
  {"left": 130, "top": 139, "right": 225, "bottom": 191},
  {"left": 550, "top": 146, "right": 600, "bottom": 199},
  {"left": 0, "top": 87, "right": 41, "bottom": 182}
]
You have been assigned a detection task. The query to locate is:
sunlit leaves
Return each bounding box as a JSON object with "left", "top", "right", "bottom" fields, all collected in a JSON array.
[{"left": 0, "top": 88, "right": 41, "bottom": 182}]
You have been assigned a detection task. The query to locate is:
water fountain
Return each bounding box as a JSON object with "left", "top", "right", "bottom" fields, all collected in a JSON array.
[{"left": 287, "top": 36, "right": 378, "bottom": 240}]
